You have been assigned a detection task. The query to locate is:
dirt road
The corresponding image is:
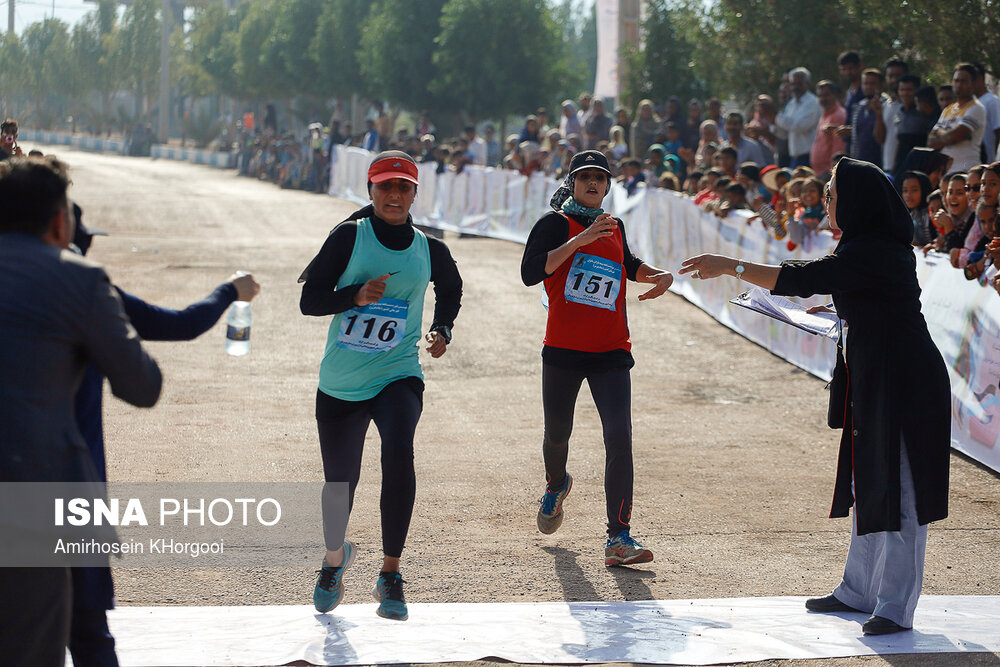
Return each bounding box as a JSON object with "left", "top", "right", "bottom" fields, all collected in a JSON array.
[{"left": 46, "top": 146, "right": 999, "bottom": 665}]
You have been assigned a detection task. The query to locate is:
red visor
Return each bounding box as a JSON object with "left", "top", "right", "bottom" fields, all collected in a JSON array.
[{"left": 368, "top": 153, "right": 419, "bottom": 185}]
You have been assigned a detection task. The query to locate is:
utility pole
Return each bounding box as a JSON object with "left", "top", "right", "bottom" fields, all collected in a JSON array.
[
  {"left": 8, "top": 0, "right": 15, "bottom": 35},
  {"left": 157, "top": 0, "right": 171, "bottom": 143}
]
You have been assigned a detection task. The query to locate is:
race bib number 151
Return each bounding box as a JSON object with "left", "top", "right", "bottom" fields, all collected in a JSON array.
[
  {"left": 564, "top": 253, "right": 622, "bottom": 311},
  {"left": 336, "top": 298, "right": 408, "bottom": 353}
]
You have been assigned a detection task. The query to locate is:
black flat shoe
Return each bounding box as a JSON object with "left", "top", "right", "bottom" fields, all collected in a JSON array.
[
  {"left": 862, "top": 615, "right": 910, "bottom": 635},
  {"left": 805, "top": 594, "right": 862, "bottom": 613}
]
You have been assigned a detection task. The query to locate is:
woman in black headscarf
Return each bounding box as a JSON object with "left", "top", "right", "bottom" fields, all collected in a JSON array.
[{"left": 679, "top": 157, "right": 951, "bottom": 637}]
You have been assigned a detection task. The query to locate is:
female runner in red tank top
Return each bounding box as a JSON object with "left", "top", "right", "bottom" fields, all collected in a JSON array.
[{"left": 521, "top": 150, "right": 674, "bottom": 566}]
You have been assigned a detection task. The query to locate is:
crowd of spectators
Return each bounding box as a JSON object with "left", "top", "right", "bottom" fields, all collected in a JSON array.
[{"left": 227, "top": 52, "right": 1000, "bottom": 294}]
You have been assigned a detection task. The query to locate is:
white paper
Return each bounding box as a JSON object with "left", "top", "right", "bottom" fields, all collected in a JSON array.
[{"left": 731, "top": 287, "right": 840, "bottom": 339}]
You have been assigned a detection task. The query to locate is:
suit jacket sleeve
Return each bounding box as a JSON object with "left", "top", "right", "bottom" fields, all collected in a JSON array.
[{"left": 83, "top": 273, "right": 162, "bottom": 407}]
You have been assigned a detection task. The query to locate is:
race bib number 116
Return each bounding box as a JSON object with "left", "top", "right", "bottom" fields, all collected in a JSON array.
[
  {"left": 564, "top": 253, "right": 622, "bottom": 311},
  {"left": 336, "top": 298, "right": 408, "bottom": 353}
]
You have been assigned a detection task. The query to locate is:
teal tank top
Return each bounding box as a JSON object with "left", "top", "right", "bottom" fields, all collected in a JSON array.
[{"left": 318, "top": 218, "right": 431, "bottom": 401}]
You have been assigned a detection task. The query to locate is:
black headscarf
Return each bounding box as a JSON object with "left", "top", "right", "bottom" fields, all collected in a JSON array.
[{"left": 833, "top": 157, "right": 913, "bottom": 250}]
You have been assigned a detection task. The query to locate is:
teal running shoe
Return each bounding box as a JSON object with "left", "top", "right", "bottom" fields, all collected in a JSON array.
[
  {"left": 537, "top": 474, "right": 573, "bottom": 534},
  {"left": 313, "top": 540, "right": 356, "bottom": 613},
  {"left": 604, "top": 529, "right": 653, "bottom": 566},
  {"left": 373, "top": 570, "right": 408, "bottom": 621}
]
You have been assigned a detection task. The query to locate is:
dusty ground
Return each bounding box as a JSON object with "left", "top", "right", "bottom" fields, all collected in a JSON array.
[{"left": 43, "top": 145, "right": 999, "bottom": 666}]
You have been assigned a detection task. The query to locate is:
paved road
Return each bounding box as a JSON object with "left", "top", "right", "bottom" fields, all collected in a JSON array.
[{"left": 44, "top": 146, "right": 999, "bottom": 666}]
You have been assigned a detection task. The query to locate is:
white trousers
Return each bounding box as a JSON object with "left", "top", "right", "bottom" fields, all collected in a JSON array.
[{"left": 832, "top": 440, "right": 927, "bottom": 628}]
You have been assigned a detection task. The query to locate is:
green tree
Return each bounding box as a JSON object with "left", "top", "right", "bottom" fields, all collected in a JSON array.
[
  {"left": 72, "top": 0, "right": 120, "bottom": 130},
  {"left": 619, "top": 0, "right": 707, "bottom": 112},
  {"left": 841, "top": 0, "right": 1000, "bottom": 86},
  {"left": 0, "top": 32, "right": 27, "bottom": 102},
  {"left": 236, "top": 0, "right": 294, "bottom": 99},
  {"left": 263, "top": 0, "right": 325, "bottom": 93},
  {"left": 432, "top": 0, "right": 564, "bottom": 123},
  {"left": 309, "top": 0, "right": 373, "bottom": 98},
  {"left": 187, "top": 3, "right": 249, "bottom": 100},
  {"left": 697, "top": 0, "right": 895, "bottom": 100},
  {"left": 358, "top": 0, "right": 448, "bottom": 115},
  {"left": 112, "top": 0, "right": 162, "bottom": 116},
  {"left": 550, "top": 0, "right": 596, "bottom": 107},
  {"left": 21, "top": 18, "right": 77, "bottom": 127}
]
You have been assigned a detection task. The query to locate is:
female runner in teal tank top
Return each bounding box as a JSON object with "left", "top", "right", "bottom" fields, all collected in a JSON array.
[{"left": 299, "top": 151, "right": 462, "bottom": 621}]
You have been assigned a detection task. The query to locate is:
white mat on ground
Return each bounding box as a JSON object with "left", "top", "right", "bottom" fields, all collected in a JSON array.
[{"left": 99, "top": 596, "right": 1000, "bottom": 666}]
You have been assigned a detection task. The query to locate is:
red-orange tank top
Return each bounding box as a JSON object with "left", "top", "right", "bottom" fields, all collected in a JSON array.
[{"left": 543, "top": 213, "right": 631, "bottom": 353}]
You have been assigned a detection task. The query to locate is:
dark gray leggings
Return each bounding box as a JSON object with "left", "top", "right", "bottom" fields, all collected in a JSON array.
[
  {"left": 316, "top": 379, "right": 422, "bottom": 558},
  {"left": 541, "top": 363, "right": 633, "bottom": 537}
]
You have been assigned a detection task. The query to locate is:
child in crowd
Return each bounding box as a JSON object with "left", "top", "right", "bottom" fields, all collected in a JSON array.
[
  {"left": 799, "top": 177, "right": 826, "bottom": 232},
  {"left": 684, "top": 170, "right": 703, "bottom": 197},
  {"left": 925, "top": 189, "right": 947, "bottom": 253},
  {"left": 900, "top": 170, "right": 935, "bottom": 246},
  {"left": 663, "top": 122, "right": 683, "bottom": 157},
  {"left": 784, "top": 178, "right": 805, "bottom": 250},
  {"left": 694, "top": 168, "right": 722, "bottom": 206},
  {"left": 736, "top": 162, "right": 768, "bottom": 208},
  {"left": 646, "top": 144, "right": 668, "bottom": 181},
  {"left": 703, "top": 176, "right": 732, "bottom": 213},
  {"left": 715, "top": 182, "right": 748, "bottom": 218},
  {"left": 618, "top": 158, "right": 646, "bottom": 196},
  {"left": 964, "top": 200, "right": 998, "bottom": 280},
  {"left": 659, "top": 171, "right": 681, "bottom": 191}
]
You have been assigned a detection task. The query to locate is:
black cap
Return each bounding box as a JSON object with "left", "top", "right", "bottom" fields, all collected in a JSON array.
[{"left": 568, "top": 150, "right": 612, "bottom": 177}]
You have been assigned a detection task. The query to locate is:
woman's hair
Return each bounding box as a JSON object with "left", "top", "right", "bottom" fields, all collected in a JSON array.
[
  {"left": 928, "top": 189, "right": 943, "bottom": 205},
  {"left": 901, "top": 170, "right": 932, "bottom": 211},
  {"left": 802, "top": 176, "right": 825, "bottom": 195},
  {"left": 659, "top": 172, "right": 680, "bottom": 190},
  {"left": 968, "top": 164, "right": 987, "bottom": 180}
]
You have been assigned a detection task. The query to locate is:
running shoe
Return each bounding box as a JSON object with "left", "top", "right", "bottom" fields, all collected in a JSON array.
[
  {"left": 313, "top": 540, "right": 356, "bottom": 613},
  {"left": 604, "top": 529, "right": 654, "bottom": 566},
  {"left": 373, "top": 571, "right": 408, "bottom": 621},
  {"left": 537, "top": 474, "right": 573, "bottom": 534}
]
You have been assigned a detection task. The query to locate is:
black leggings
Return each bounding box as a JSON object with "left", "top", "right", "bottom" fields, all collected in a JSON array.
[
  {"left": 316, "top": 378, "right": 423, "bottom": 558},
  {"left": 541, "top": 363, "right": 633, "bottom": 537}
]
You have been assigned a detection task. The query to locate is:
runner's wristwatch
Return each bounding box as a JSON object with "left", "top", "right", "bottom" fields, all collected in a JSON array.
[{"left": 431, "top": 325, "right": 452, "bottom": 344}]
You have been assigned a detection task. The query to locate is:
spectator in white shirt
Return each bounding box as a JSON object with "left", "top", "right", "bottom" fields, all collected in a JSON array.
[
  {"left": 775, "top": 67, "right": 822, "bottom": 168},
  {"left": 972, "top": 63, "right": 1000, "bottom": 163},
  {"left": 928, "top": 63, "right": 987, "bottom": 173},
  {"left": 463, "top": 125, "right": 487, "bottom": 166}
]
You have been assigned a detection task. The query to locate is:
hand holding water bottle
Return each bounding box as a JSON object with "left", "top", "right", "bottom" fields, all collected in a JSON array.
[
  {"left": 226, "top": 271, "right": 260, "bottom": 356},
  {"left": 228, "top": 272, "right": 261, "bottom": 301}
]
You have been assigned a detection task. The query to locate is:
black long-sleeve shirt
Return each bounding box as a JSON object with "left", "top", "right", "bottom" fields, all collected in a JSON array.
[
  {"left": 299, "top": 205, "right": 462, "bottom": 334},
  {"left": 521, "top": 211, "right": 643, "bottom": 286}
]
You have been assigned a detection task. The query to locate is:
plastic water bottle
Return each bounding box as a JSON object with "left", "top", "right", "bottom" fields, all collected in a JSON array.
[{"left": 225, "top": 296, "right": 252, "bottom": 357}]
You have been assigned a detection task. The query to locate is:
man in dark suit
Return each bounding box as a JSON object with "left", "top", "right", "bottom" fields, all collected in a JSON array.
[{"left": 0, "top": 156, "right": 162, "bottom": 666}]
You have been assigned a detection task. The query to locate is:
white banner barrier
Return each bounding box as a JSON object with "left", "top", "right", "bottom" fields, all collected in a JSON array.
[{"left": 334, "top": 146, "right": 999, "bottom": 474}]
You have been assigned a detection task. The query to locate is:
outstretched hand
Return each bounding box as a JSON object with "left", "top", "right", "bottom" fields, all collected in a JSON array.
[
  {"left": 638, "top": 272, "right": 673, "bottom": 300},
  {"left": 678, "top": 254, "right": 732, "bottom": 280}
]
